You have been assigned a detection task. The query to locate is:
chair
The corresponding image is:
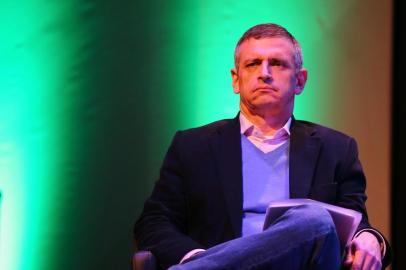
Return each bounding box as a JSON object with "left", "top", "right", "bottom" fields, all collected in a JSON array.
[{"left": 132, "top": 250, "right": 157, "bottom": 270}]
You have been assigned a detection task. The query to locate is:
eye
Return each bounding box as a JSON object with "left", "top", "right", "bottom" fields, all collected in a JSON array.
[
  {"left": 245, "top": 59, "right": 261, "bottom": 68},
  {"left": 270, "top": 59, "right": 282, "bottom": 66}
]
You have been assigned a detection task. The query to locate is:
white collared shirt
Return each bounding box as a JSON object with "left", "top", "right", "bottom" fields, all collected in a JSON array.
[{"left": 239, "top": 113, "right": 291, "bottom": 153}]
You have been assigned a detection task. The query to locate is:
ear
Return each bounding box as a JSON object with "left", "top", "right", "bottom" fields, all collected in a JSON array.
[
  {"left": 294, "top": 68, "right": 308, "bottom": 95},
  {"left": 231, "top": 68, "right": 240, "bottom": 94}
]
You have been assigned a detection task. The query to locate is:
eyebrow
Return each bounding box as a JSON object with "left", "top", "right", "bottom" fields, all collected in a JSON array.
[
  {"left": 242, "top": 58, "right": 261, "bottom": 64},
  {"left": 242, "top": 56, "right": 290, "bottom": 65}
]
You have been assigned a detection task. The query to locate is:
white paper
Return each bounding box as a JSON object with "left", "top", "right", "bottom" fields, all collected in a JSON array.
[{"left": 263, "top": 198, "right": 362, "bottom": 252}]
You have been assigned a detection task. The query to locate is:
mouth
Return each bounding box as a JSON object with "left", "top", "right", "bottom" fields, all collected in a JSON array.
[{"left": 255, "top": 86, "right": 277, "bottom": 92}]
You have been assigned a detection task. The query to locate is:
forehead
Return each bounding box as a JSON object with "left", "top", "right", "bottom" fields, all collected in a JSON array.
[{"left": 237, "top": 37, "right": 295, "bottom": 61}]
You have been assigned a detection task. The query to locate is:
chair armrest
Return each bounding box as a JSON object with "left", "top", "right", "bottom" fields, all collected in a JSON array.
[{"left": 133, "top": 251, "right": 157, "bottom": 270}]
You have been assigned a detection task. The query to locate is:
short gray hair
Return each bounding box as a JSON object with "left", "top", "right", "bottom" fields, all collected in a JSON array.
[{"left": 234, "top": 23, "right": 303, "bottom": 71}]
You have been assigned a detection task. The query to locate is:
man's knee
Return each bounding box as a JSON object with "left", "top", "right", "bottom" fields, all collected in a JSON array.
[
  {"left": 258, "top": 204, "right": 340, "bottom": 269},
  {"left": 284, "top": 204, "right": 336, "bottom": 233}
]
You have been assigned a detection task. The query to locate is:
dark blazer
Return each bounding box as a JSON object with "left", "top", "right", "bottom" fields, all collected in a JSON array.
[{"left": 134, "top": 115, "right": 391, "bottom": 269}]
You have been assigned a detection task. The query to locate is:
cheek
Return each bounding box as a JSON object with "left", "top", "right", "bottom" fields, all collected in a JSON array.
[
  {"left": 245, "top": 72, "right": 258, "bottom": 83},
  {"left": 277, "top": 73, "right": 297, "bottom": 87},
  {"left": 238, "top": 76, "right": 252, "bottom": 90}
]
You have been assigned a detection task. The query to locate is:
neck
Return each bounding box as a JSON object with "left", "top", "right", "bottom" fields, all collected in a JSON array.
[{"left": 240, "top": 104, "right": 292, "bottom": 136}]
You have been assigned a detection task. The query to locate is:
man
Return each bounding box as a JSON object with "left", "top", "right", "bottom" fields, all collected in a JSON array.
[{"left": 134, "top": 23, "right": 392, "bottom": 269}]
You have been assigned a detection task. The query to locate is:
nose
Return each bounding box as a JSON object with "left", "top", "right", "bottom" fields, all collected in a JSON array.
[{"left": 259, "top": 62, "right": 272, "bottom": 81}]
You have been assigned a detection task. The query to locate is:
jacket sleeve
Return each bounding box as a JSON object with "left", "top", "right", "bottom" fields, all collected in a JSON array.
[{"left": 134, "top": 131, "right": 204, "bottom": 269}]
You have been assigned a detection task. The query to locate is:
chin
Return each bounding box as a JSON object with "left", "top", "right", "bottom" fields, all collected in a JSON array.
[{"left": 251, "top": 98, "right": 276, "bottom": 108}]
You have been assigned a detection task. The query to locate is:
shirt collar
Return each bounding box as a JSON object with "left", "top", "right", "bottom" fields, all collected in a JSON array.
[{"left": 239, "top": 112, "right": 291, "bottom": 139}]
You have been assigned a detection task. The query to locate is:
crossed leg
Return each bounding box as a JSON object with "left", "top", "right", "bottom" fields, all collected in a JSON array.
[{"left": 168, "top": 204, "right": 341, "bottom": 270}]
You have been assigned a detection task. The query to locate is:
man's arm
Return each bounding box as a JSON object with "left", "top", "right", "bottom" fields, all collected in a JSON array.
[
  {"left": 336, "top": 137, "right": 392, "bottom": 269},
  {"left": 134, "top": 131, "right": 204, "bottom": 269}
]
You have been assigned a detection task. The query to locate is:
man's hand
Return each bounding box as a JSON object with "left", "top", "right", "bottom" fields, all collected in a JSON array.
[{"left": 342, "top": 231, "right": 382, "bottom": 270}]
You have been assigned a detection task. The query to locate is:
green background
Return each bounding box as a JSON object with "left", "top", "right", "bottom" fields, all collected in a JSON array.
[{"left": 0, "top": 1, "right": 391, "bottom": 269}]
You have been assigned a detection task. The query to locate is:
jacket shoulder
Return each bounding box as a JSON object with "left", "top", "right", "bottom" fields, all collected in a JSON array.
[{"left": 293, "top": 119, "right": 354, "bottom": 141}]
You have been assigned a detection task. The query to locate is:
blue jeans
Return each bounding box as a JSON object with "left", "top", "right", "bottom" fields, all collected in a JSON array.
[{"left": 168, "top": 204, "right": 341, "bottom": 270}]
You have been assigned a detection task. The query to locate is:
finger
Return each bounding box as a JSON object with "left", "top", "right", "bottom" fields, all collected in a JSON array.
[
  {"left": 350, "top": 250, "right": 365, "bottom": 270},
  {"left": 343, "top": 245, "right": 354, "bottom": 266},
  {"left": 362, "top": 254, "right": 373, "bottom": 270},
  {"left": 372, "top": 259, "right": 382, "bottom": 270},
  {"left": 365, "top": 253, "right": 382, "bottom": 270},
  {"left": 343, "top": 254, "right": 353, "bottom": 266}
]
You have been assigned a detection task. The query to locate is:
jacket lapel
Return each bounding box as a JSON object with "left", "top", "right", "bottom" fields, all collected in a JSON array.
[
  {"left": 209, "top": 115, "right": 243, "bottom": 237},
  {"left": 289, "top": 119, "right": 321, "bottom": 198}
]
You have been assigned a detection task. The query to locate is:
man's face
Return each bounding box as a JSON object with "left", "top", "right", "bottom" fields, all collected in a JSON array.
[{"left": 231, "top": 37, "right": 307, "bottom": 116}]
